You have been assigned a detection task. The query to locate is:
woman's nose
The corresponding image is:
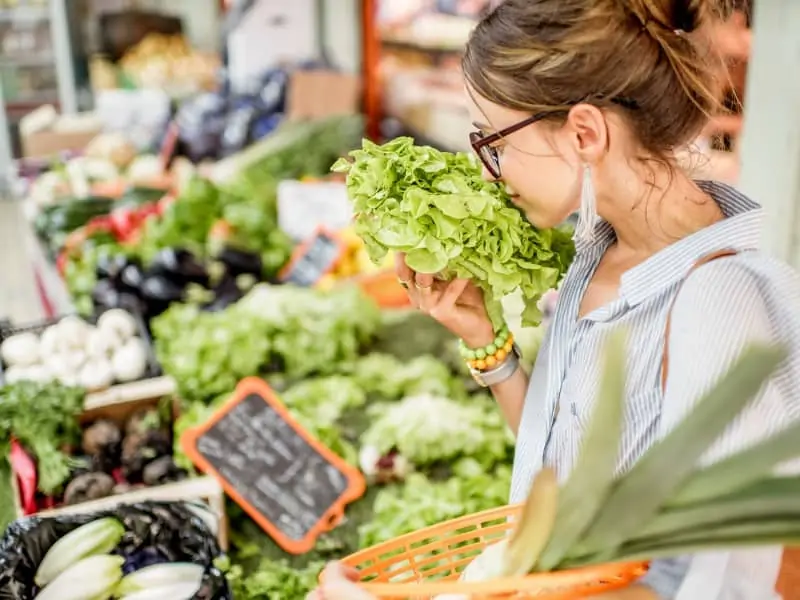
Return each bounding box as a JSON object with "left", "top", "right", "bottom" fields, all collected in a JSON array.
[{"left": 481, "top": 164, "right": 499, "bottom": 182}]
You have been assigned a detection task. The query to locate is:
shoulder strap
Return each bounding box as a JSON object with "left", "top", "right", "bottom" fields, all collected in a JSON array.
[{"left": 660, "top": 249, "right": 740, "bottom": 392}]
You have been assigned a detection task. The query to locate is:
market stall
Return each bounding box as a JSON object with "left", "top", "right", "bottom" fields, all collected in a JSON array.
[{"left": 1, "top": 1, "right": 800, "bottom": 599}]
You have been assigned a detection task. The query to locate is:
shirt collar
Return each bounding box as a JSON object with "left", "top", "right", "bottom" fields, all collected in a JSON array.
[{"left": 574, "top": 180, "right": 762, "bottom": 308}]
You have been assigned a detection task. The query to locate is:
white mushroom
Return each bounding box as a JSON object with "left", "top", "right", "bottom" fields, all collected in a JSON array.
[
  {"left": 1, "top": 332, "right": 40, "bottom": 367},
  {"left": 85, "top": 326, "right": 121, "bottom": 360},
  {"left": 39, "top": 326, "right": 62, "bottom": 358},
  {"left": 5, "top": 365, "right": 28, "bottom": 384},
  {"left": 78, "top": 359, "right": 115, "bottom": 391},
  {"left": 63, "top": 350, "right": 88, "bottom": 373},
  {"left": 111, "top": 337, "right": 148, "bottom": 382},
  {"left": 25, "top": 364, "right": 53, "bottom": 383},
  {"left": 57, "top": 373, "right": 80, "bottom": 388},
  {"left": 97, "top": 309, "right": 138, "bottom": 342},
  {"left": 58, "top": 316, "right": 90, "bottom": 351}
]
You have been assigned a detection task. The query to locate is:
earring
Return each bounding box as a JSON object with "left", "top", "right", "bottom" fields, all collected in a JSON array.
[{"left": 575, "top": 163, "right": 597, "bottom": 244}]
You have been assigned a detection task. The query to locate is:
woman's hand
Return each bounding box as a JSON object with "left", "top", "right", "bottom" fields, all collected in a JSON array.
[
  {"left": 306, "top": 562, "right": 375, "bottom": 600},
  {"left": 395, "top": 253, "right": 495, "bottom": 347}
]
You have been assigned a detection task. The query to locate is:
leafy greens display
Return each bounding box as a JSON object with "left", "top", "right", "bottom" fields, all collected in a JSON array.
[{"left": 332, "top": 137, "right": 575, "bottom": 326}]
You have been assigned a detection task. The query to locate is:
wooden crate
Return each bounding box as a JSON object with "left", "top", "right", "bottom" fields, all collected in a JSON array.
[{"left": 9, "top": 389, "right": 228, "bottom": 549}]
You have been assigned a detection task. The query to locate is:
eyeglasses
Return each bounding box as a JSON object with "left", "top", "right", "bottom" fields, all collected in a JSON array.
[{"left": 469, "top": 112, "right": 550, "bottom": 179}]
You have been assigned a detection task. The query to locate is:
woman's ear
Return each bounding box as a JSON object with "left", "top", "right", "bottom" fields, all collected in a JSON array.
[{"left": 564, "top": 104, "right": 608, "bottom": 164}]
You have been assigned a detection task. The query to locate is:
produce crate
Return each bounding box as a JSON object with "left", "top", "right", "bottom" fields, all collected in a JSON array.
[
  {"left": 8, "top": 391, "right": 229, "bottom": 550},
  {"left": 0, "top": 308, "right": 167, "bottom": 393}
]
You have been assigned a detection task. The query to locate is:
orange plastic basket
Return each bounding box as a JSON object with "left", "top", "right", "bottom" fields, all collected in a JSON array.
[{"left": 337, "top": 504, "right": 648, "bottom": 599}]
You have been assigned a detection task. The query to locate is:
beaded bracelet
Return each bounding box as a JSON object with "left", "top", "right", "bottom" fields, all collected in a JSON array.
[{"left": 459, "top": 327, "right": 515, "bottom": 371}]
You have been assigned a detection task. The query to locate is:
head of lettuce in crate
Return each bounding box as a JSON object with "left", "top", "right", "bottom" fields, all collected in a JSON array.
[{"left": 324, "top": 0, "right": 793, "bottom": 598}]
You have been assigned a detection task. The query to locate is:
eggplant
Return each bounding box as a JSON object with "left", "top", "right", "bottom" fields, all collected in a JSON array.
[
  {"left": 63, "top": 472, "right": 115, "bottom": 504},
  {"left": 138, "top": 275, "right": 184, "bottom": 318},
  {"left": 119, "top": 263, "right": 146, "bottom": 291},
  {"left": 149, "top": 248, "right": 209, "bottom": 286},
  {"left": 217, "top": 246, "right": 263, "bottom": 277},
  {"left": 202, "top": 275, "right": 244, "bottom": 313},
  {"left": 140, "top": 275, "right": 184, "bottom": 302},
  {"left": 91, "top": 279, "right": 121, "bottom": 309},
  {"left": 92, "top": 280, "right": 144, "bottom": 313},
  {"left": 95, "top": 254, "right": 130, "bottom": 280}
]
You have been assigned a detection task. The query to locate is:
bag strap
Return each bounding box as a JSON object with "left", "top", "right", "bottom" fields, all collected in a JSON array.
[{"left": 661, "top": 249, "right": 740, "bottom": 392}]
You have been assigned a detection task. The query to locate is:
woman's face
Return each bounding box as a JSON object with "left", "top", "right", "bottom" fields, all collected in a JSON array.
[{"left": 465, "top": 87, "right": 583, "bottom": 228}]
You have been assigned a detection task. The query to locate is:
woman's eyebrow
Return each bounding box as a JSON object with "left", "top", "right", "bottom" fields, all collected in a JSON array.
[{"left": 472, "top": 121, "right": 492, "bottom": 131}]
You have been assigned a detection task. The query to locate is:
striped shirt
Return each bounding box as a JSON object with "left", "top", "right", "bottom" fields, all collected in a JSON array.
[{"left": 509, "top": 181, "right": 800, "bottom": 599}]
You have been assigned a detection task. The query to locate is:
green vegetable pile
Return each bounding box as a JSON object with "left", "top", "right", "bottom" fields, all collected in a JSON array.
[
  {"left": 152, "top": 284, "right": 381, "bottom": 402},
  {"left": 361, "top": 393, "right": 512, "bottom": 468},
  {"left": 156, "top": 297, "right": 525, "bottom": 599},
  {"left": 359, "top": 463, "right": 512, "bottom": 549},
  {"left": 0, "top": 381, "right": 84, "bottom": 503},
  {"left": 332, "top": 137, "right": 575, "bottom": 326}
]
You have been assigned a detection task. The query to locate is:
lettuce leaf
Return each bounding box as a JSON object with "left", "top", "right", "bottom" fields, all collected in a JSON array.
[{"left": 333, "top": 137, "right": 575, "bottom": 327}]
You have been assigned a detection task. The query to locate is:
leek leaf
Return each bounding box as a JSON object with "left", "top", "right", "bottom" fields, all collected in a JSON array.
[
  {"left": 536, "top": 331, "right": 627, "bottom": 571},
  {"left": 668, "top": 420, "right": 800, "bottom": 507},
  {"left": 577, "top": 344, "right": 786, "bottom": 557},
  {"left": 504, "top": 467, "right": 558, "bottom": 576},
  {"left": 631, "top": 477, "right": 800, "bottom": 541}
]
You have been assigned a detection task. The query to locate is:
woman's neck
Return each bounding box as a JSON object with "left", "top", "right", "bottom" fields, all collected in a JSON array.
[{"left": 599, "top": 173, "right": 725, "bottom": 257}]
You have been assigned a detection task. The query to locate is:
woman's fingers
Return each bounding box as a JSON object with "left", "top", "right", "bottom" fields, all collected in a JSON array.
[
  {"left": 414, "top": 272, "right": 440, "bottom": 312},
  {"left": 414, "top": 271, "right": 434, "bottom": 290},
  {"left": 312, "top": 563, "right": 374, "bottom": 600},
  {"left": 321, "top": 561, "right": 360, "bottom": 583},
  {"left": 395, "top": 252, "right": 414, "bottom": 286},
  {"left": 322, "top": 581, "right": 376, "bottom": 600},
  {"left": 428, "top": 278, "right": 469, "bottom": 320}
]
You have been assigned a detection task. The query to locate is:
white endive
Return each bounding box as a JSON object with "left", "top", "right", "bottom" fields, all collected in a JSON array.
[{"left": 36, "top": 555, "right": 124, "bottom": 600}]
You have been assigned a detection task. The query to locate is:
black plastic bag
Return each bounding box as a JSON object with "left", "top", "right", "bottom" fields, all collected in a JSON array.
[{"left": 0, "top": 501, "right": 231, "bottom": 600}]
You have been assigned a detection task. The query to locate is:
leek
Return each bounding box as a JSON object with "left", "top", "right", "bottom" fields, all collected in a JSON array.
[
  {"left": 577, "top": 344, "right": 785, "bottom": 559},
  {"left": 436, "top": 339, "right": 800, "bottom": 584}
]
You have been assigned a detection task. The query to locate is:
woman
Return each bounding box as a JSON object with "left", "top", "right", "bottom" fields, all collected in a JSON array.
[{"left": 310, "top": 0, "right": 800, "bottom": 598}]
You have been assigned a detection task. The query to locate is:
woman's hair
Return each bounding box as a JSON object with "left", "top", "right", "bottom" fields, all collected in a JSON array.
[{"left": 463, "top": 0, "right": 729, "bottom": 159}]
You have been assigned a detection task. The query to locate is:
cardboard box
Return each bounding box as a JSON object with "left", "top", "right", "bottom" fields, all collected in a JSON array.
[
  {"left": 286, "top": 70, "right": 361, "bottom": 120},
  {"left": 19, "top": 106, "right": 103, "bottom": 158},
  {"left": 10, "top": 390, "right": 228, "bottom": 549},
  {"left": 21, "top": 129, "right": 102, "bottom": 159}
]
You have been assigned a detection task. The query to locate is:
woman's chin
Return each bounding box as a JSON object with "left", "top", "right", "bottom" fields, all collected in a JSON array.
[{"left": 522, "top": 209, "right": 553, "bottom": 228}]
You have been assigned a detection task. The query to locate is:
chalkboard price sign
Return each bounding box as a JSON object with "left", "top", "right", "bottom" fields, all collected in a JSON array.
[
  {"left": 181, "top": 378, "right": 366, "bottom": 554},
  {"left": 279, "top": 229, "right": 344, "bottom": 287}
]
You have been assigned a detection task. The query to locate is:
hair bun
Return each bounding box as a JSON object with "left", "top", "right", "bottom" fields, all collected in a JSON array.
[
  {"left": 671, "top": 0, "right": 703, "bottom": 32},
  {"left": 623, "top": 0, "right": 705, "bottom": 34}
]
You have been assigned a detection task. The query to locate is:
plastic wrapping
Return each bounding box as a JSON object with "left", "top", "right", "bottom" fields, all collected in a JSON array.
[{"left": 0, "top": 502, "right": 231, "bottom": 600}]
